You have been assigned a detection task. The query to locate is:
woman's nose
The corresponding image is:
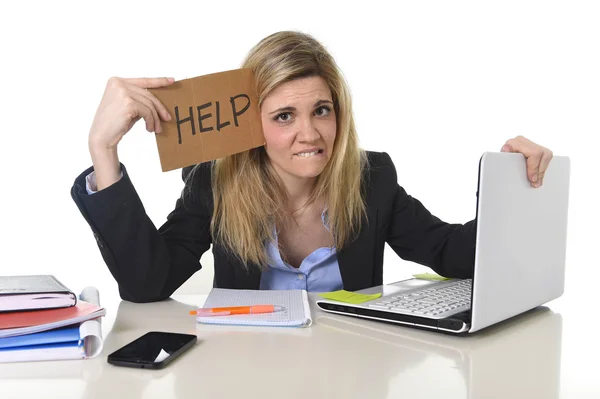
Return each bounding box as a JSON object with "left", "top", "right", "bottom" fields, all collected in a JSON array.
[{"left": 296, "top": 117, "right": 320, "bottom": 142}]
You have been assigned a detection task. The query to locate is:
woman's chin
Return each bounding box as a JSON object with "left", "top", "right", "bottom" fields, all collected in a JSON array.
[{"left": 290, "top": 167, "right": 326, "bottom": 179}]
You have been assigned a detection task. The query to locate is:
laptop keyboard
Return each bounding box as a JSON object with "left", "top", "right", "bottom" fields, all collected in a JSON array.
[{"left": 368, "top": 279, "right": 472, "bottom": 318}]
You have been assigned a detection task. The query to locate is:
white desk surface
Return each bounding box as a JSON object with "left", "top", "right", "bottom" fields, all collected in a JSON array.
[{"left": 0, "top": 291, "right": 598, "bottom": 399}]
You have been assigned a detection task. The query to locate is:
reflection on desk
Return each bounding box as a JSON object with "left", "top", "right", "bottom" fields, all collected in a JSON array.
[
  {"left": 0, "top": 294, "right": 561, "bottom": 399},
  {"left": 315, "top": 306, "right": 561, "bottom": 399}
]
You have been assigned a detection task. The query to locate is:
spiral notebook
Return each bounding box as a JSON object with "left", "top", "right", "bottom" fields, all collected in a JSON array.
[{"left": 196, "top": 289, "right": 312, "bottom": 327}]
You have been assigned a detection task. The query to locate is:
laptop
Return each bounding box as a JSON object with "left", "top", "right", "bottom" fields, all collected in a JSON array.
[{"left": 316, "top": 151, "right": 571, "bottom": 334}]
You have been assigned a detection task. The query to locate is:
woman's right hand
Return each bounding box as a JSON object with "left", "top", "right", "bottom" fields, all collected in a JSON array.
[
  {"left": 88, "top": 76, "right": 175, "bottom": 152},
  {"left": 87, "top": 77, "right": 175, "bottom": 191}
]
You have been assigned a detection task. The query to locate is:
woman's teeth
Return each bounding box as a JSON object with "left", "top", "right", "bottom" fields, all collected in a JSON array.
[{"left": 296, "top": 150, "right": 320, "bottom": 157}]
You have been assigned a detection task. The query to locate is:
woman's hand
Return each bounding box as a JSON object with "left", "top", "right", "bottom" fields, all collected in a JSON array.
[
  {"left": 87, "top": 76, "right": 175, "bottom": 191},
  {"left": 88, "top": 77, "right": 174, "bottom": 151},
  {"left": 501, "top": 135, "right": 553, "bottom": 188}
]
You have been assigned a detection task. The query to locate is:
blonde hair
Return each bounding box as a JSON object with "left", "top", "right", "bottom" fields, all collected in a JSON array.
[{"left": 209, "top": 31, "right": 367, "bottom": 268}]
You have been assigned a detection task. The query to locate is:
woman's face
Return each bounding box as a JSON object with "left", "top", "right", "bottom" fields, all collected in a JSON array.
[{"left": 260, "top": 76, "right": 337, "bottom": 183}]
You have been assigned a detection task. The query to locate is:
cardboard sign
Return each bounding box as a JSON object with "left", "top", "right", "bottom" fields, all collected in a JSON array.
[{"left": 149, "top": 68, "right": 265, "bottom": 172}]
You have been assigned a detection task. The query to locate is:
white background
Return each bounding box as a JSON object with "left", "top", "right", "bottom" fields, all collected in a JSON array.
[{"left": 1, "top": 0, "right": 599, "bottom": 396}]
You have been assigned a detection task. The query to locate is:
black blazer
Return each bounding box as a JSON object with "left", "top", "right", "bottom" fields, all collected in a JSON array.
[{"left": 71, "top": 151, "right": 476, "bottom": 303}]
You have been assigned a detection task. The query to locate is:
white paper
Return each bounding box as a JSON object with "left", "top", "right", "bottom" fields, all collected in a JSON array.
[
  {"left": 79, "top": 286, "right": 104, "bottom": 358},
  {"left": 197, "top": 289, "right": 312, "bottom": 327}
]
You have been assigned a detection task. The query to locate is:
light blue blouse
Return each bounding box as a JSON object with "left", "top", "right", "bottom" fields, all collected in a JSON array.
[{"left": 259, "top": 211, "right": 343, "bottom": 292}]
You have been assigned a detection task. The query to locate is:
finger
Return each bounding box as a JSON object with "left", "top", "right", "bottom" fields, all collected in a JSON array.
[
  {"left": 537, "top": 148, "right": 553, "bottom": 186},
  {"left": 503, "top": 136, "right": 543, "bottom": 184},
  {"left": 529, "top": 152, "right": 543, "bottom": 187},
  {"left": 502, "top": 136, "right": 539, "bottom": 158},
  {"left": 128, "top": 83, "right": 171, "bottom": 122},
  {"left": 515, "top": 135, "right": 537, "bottom": 147},
  {"left": 127, "top": 98, "right": 155, "bottom": 133},
  {"left": 129, "top": 92, "right": 162, "bottom": 133},
  {"left": 125, "top": 77, "right": 175, "bottom": 89}
]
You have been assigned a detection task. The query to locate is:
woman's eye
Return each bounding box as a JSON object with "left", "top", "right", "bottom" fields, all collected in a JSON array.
[
  {"left": 315, "top": 105, "right": 331, "bottom": 116},
  {"left": 275, "top": 112, "right": 292, "bottom": 123}
]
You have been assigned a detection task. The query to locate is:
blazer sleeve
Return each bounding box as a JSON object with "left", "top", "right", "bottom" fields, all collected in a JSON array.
[
  {"left": 70, "top": 163, "right": 213, "bottom": 302},
  {"left": 381, "top": 153, "right": 476, "bottom": 278}
]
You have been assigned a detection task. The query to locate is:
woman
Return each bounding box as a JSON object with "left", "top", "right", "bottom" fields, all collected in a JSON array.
[{"left": 71, "top": 31, "right": 553, "bottom": 303}]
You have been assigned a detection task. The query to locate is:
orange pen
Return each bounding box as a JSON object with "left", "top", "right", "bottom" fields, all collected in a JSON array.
[{"left": 189, "top": 305, "right": 286, "bottom": 317}]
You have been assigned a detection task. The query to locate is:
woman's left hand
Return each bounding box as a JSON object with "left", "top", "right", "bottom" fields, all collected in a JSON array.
[{"left": 501, "top": 135, "right": 553, "bottom": 188}]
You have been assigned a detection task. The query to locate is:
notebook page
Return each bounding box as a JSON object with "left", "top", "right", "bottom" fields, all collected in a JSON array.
[{"left": 197, "top": 289, "right": 311, "bottom": 327}]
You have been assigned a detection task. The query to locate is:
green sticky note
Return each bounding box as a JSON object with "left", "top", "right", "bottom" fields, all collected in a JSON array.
[
  {"left": 413, "top": 273, "right": 450, "bottom": 281},
  {"left": 319, "top": 290, "right": 382, "bottom": 304}
]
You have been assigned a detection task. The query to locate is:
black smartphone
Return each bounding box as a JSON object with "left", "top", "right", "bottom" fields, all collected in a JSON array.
[{"left": 107, "top": 331, "right": 197, "bottom": 369}]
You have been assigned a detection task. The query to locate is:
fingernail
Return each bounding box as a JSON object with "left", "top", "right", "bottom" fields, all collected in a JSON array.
[
  {"left": 531, "top": 174, "right": 538, "bottom": 183},
  {"left": 168, "top": 77, "right": 175, "bottom": 82},
  {"left": 166, "top": 113, "right": 172, "bottom": 121}
]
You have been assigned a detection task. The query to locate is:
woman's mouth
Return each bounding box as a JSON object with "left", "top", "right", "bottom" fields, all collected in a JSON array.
[{"left": 295, "top": 149, "right": 324, "bottom": 158}]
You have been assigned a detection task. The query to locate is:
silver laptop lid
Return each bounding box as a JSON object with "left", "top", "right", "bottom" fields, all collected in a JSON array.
[{"left": 470, "top": 152, "right": 570, "bottom": 332}]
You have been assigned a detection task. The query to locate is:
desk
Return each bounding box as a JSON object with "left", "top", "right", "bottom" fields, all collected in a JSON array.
[{"left": 0, "top": 293, "right": 591, "bottom": 398}]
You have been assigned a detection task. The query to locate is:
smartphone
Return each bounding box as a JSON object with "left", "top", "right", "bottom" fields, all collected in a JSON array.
[{"left": 107, "top": 331, "right": 197, "bottom": 369}]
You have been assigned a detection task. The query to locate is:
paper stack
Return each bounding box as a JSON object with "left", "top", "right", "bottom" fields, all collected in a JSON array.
[{"left": 0, "top": 276, "right": 106, "bottom": 363}]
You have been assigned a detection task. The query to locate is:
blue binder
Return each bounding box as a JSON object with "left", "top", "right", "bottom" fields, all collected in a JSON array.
[
  {"left": 0, "top": 326, "right": 80, "bottom": 349},
  {"left": 0, "top": 326, "right": 84, "bottom": 362}
]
